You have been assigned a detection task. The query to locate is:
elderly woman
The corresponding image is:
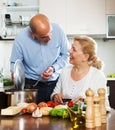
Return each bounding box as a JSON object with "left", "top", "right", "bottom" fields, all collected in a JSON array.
[{"left": 51, "top": 35, "right": 110, "bottom": 111}]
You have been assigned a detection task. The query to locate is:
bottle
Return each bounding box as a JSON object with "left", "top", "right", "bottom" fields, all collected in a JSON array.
[
  {"left": 77, "top": 101, "right": 85, "bottom": 127},
  {"left": 67, "top": 107, "right": 79, "bottom": 129},
  {"left": 67, "top": 101, "right": 85, "bottom": 129}
]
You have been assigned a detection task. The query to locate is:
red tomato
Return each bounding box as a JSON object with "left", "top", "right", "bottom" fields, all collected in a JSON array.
[
  {"left": 67, "top": 101, "right": 74, "bottom": 107},
  {"left": 21, "top": 108, "right": 27, "bottom": 113},
  {"left": 47, "top": 101, "right": 53, "bottom": 107},
  {"left": 53, "top": 101, "right": 59, "bottom": 107}
]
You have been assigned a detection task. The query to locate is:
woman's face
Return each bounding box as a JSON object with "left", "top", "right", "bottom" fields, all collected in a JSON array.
[{"left": 69, "top": 40, "right": 87, "bottom": 65}]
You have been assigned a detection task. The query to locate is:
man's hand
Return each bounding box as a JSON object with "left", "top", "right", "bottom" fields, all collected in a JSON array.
[
  {"left": 11, "top": 73, "right": 14, "bottom": 82},
  {"left": 41, "top": 66, "right": 54, "bottom": 80}
]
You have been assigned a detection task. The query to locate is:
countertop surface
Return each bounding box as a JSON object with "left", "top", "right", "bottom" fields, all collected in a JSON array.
[
  {"left": 0, "top": 110, "right": 115, "bottom": 130},
  {"left": 0, "top": 86, "right": 14, "bottom": 92},
  {"left": 107, "top": 78, "right": 115, "bottom": 80}
]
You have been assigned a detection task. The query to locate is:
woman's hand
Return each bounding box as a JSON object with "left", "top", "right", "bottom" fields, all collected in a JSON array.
[
  {"left": 73, "top": 96, "right": 85, "bottom": 104},
  {"left": 53, "top": 93, "right": 64, "bottom": 104}
]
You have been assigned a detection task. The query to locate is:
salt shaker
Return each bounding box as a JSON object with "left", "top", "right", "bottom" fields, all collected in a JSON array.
[
  {"left": 85, "top": 88, "right": 95, "bottom": 128},
  {"left": 98, "top": 88, "right": 107, "bottom": 124},
  {"left": 94, "top": 96, "right": 101, "bottom": 127}
]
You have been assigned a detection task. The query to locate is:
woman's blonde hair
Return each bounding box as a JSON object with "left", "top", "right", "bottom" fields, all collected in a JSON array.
[{"left": 74, "top": 36, "right": 104, "bottom": 70}]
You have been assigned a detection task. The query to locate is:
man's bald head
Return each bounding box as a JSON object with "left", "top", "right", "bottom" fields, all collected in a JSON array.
[
  {"left": 30, "top": 14, "right": 51, "bottom": 36},
  {"left": 29, "top": 14, "right": 52, "bottom": 43}
]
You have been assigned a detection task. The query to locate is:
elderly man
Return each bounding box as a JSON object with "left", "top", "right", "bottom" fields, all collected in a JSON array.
[{"left": 10, "top": 14, "right": 70, "bottom": 103}]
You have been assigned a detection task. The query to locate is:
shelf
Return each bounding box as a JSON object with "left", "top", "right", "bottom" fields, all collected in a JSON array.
[
  {"left": 2, "top": 5, "right": 39, "bottom": 11},
  {"left": 103, "top": 37, "right": 115, "bottom": 41},
  {"left": 0, "top": 36, "right": 15, "bottom": 40}
]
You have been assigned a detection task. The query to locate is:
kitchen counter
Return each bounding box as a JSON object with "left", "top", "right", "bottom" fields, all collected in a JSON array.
[
  {"left": 0, "top": 110, "right": 115, "bottom": 130},
  {"left": 0, "top": 86, "right": 14, "bottom": 110},
  {"left": 0, "top": 86, "right": 14, "bottom": 92},
  {"left": 107, "top": 78, "right": 115, "bottom": 81},
  {"left": 107, "top": 80, "right": 115, "bottom": 109}
]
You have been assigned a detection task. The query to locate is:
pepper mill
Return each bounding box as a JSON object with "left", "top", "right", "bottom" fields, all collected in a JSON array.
[
  {"left": 85, "top": 88, "right": 95, "bottom": 128},
  {"left": 97, "top": 88, "right": 107, "bottom": 123},
  {"left": 94, "top": 96, "right": 101, "bottom": 127}
]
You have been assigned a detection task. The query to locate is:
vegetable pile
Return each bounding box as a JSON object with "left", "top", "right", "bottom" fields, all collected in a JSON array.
[{"left": 20, "top": 100, "right": 86, "bottom": 118}]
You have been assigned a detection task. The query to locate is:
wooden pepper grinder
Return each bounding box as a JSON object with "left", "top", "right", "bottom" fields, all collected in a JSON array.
[
  {"left": 94, "top": 96, "right": 101, "bottom": 127},
  {"left": 85, "top": 88, "right": 95, "bottom": 128},
  {"left": 97, "top": 88, "right": 107, "bottom": 124}
]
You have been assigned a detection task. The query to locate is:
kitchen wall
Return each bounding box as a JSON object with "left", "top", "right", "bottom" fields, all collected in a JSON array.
[
  {"left": 96, "top": 39, "right": 115, "bottom": 76},
  {"left": 0, "top": 40, "right": 13, "bottom": 77},
  {"left": 0, "top": 38, "right": 115, "bottom": 78}
]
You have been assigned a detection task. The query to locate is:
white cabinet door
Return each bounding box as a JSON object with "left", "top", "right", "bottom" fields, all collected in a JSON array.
[
  {"left": 39, "top": 0, "right": 105, "bottom": 35},
  {"left": 39, "top": 0, "right": 67, "bottom": 32},
  {"left": 106, "top": 0, "right": 115, "bottom": 14},
  {"left": 66, "top": 0, "right": 106, "bottom": 35}
]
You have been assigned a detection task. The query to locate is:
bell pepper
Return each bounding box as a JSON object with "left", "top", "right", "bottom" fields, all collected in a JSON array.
[{"left": 50, "top": 108, "right": 69, "bottom": 118}]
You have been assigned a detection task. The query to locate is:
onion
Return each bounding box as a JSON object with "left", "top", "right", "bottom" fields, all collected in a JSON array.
[{"left": 27, "top": 103, "right": 37, "bottom": 113}]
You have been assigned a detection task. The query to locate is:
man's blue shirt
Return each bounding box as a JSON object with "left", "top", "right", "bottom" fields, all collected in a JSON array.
[{"left": 10, "top": 23, "right": 70, "bottom": 81}]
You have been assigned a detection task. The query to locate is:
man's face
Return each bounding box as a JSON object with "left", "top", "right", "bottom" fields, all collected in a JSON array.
[
  {"left": 32, "top": 26, "right": 52, "bottom": 43},
  {"left": 35, "top": 31, "right": 52, "bottom": 43}
]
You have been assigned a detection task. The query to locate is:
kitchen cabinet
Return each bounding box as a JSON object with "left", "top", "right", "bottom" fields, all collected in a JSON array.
[
  {"left": 39, "top": 0, "right": 105, "bottom": 35},
  {"left": 106, "top": 0, "right": 115, "bottom": 14},
  {"left": 66, "top": 0, "right": 105, "bottom": 35},
  {"left": 0, "top": 92, "right": 8, "bottom": 110},
  {"left": 107, "top": 80, "right": 115, "bottom": 109},
  {"left": 39, "top": 0, "right": 66, "bottom": 32}
]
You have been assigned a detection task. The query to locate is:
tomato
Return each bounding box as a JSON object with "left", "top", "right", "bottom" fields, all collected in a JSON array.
[
  {"left": 67, "top": 101, "right": 74, "bottom": 107},
  {"left": 21, "top": 108, "right": 27, "bottom": 113},
  {"left": 53, "top": 101, "right": 59, "bottom": 107},
  {"left": 46, "top": 101, "right": 59, "bottom": 107},
  {"left": 47, "top": 101, "right": 53, "bottom": 107}
]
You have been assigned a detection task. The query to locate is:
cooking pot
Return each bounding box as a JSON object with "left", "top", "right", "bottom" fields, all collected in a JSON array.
[
  {"left": 5, "top": 89, "right": 38, "bottom": 106},
  {"left": 5, "top": 60, "right": 38, "bottom": 106}
]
